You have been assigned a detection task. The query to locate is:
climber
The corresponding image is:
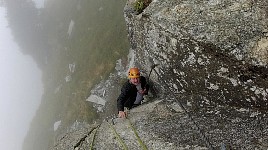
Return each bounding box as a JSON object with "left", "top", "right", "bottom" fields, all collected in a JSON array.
[{"left": 117, "top": 67, "right": 149, "bottom": 118}]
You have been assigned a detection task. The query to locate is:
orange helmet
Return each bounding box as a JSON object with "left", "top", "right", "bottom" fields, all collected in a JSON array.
[{"left": 128, "top": 68, "right": 140, "bottom": 78}]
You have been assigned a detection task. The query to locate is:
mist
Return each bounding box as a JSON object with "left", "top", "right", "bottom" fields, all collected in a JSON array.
[
  {"left": 1, "top": 0, "right": 130, "bottom": 149},
  {"left": 0, "top": 7, "right": 43, "bottom": 150}
]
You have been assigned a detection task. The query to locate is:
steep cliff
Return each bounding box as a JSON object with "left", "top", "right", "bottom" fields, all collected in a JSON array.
[
  {"left": 125, "top": 0, "right": 268, "bottom": 110},
  {"left": 50, "top": 0, "right": 268, "bottom": 149}
]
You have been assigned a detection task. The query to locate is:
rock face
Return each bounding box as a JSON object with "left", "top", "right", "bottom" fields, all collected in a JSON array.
[
  {"left": 50, "top": 96, "right": 268, "bottom": 149},
  {"left": 50, "top": 0, "right": 268, "bottom": 149},
  {"left": 125, "top": 0, "right": 268, "bottom": 110}
]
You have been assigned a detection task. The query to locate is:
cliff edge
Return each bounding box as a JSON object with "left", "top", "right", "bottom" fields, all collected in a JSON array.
[{"left": 50, "top": 0, "right": 268, "bottom": 149}]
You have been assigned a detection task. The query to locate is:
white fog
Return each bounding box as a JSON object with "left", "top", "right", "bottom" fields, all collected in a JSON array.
[{"left": 0, "top": 7, "right": 43, "bottom": 150}]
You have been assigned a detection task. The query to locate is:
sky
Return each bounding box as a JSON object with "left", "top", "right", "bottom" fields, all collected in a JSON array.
[
  {"left": 33, "top": 0, "right": 44, "bottom": 9},
  {"left": 0, "top": 6, "right": 43, "bottom": 150}
]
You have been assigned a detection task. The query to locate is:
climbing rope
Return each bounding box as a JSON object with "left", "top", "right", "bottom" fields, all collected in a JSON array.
[
  {"left": 73, "top": 125, "right": 100, "bottom": 149},
  {"left": 105, "top": 117, "right": 148, "bottom": 150},
  {"left": 107, "top": 120, "right": 128, "bottom": 150},
  {"left": 127, "top": 119, "right": 148, "bottom": 150},
  {"left": 90, "top": 125, "right": 100, "bottom": 150}
]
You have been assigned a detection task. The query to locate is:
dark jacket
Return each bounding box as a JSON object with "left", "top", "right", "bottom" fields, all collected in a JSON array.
[{"left": 117, "top": 76, "right": 148, "bottom": 111}]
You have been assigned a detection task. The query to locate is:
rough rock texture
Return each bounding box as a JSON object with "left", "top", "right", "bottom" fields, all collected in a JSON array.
[
  {"left": 125, "top": 0, "right": 268, "bottom": 110},
  {"left": 50, "top": 95, "right": 268, "bottom": 149},
  {"left": 50, "top": 69, "right": 268, "bottom": 149},
  {"left": 50, "top": 0, "right": 268, "bottom": 149}
]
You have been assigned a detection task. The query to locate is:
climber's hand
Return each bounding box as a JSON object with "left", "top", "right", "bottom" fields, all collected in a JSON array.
[{"left": 118, "top": 111, "right": 126, "bottom": 118}]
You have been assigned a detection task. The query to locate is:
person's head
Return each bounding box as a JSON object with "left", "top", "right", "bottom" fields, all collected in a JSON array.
[{"left": 128, "top": 67, "right": 140, "bottom": 86}]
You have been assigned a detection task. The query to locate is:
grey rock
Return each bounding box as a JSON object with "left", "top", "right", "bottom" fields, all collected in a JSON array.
[
  {"left": 51, "top": 97, "right": 268, "bottom": 149},
  {"left": 124, "top": 0, "right": 268, "bottom": 111},
  {"left": 51, "top": 0, "right": 268, "bottom": 149}
]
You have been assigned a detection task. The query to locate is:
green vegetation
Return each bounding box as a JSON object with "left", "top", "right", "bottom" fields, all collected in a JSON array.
[
  {"left": 133, "top": 0, "right": 152, "bottom": 13},
  {"left": 134, "top": 0, "right": 144, "bottom": 13}
]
